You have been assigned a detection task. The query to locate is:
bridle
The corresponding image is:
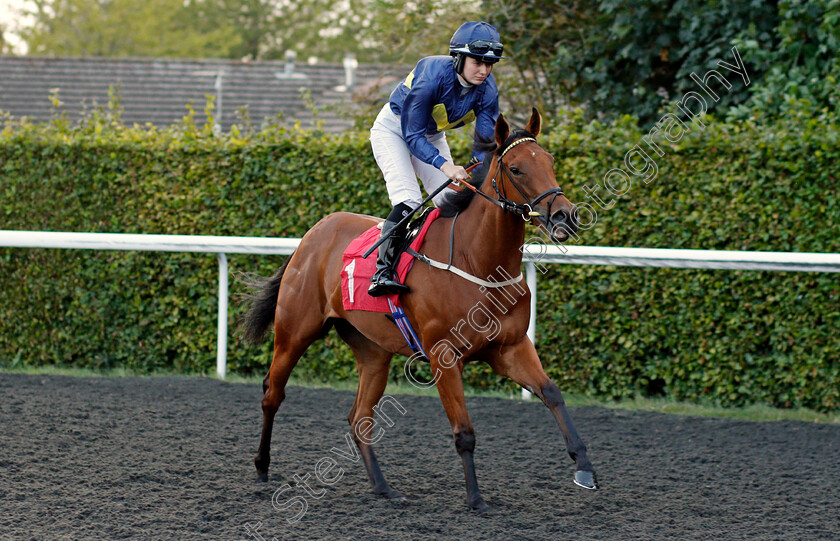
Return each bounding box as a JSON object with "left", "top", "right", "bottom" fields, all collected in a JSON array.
[{"left": 460, "top": 137, "right": 565, "bottom": 221}]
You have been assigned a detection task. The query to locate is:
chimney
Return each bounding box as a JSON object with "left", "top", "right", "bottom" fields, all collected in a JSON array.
[
  {"left": 343, "top": 53, "right": 358, "bottom": 90},
  {"left": 285, "top": 50, "right": 297, "bottom": 77}
]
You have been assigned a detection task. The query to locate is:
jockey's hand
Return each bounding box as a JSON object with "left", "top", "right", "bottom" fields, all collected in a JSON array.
[{"left": 441, "top": 161, "right": 470, "bottom": 185}]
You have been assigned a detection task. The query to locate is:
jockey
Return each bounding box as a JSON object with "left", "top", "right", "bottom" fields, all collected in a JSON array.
[{"left": 367, "top": 21, "right": 504, "bottom": 297}]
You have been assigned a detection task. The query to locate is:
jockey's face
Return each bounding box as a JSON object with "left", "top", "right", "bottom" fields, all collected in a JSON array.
[{"left": 460, "top": 56, "right": 494, "bottom": 85}]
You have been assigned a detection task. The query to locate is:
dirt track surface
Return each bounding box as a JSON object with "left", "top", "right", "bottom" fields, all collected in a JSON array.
[{"left": 1, "top": 373, "right": 839, "bottom": 540}]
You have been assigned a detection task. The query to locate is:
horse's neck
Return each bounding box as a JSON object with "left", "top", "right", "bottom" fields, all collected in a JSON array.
[{"left": 451, "top": 187, "right": 526, "bottom": 281}]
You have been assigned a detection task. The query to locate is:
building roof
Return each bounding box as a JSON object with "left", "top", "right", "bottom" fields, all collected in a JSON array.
[{"left": 0, "top": 55, "right": 406, "bottom": 132}]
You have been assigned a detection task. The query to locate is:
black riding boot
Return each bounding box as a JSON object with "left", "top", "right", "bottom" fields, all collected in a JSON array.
[{"left": 368, "top": 218, "right": 411, "bottom": 297}]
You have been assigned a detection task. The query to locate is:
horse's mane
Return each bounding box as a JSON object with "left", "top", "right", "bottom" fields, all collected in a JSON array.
[{"left": 437, "top": 129, "right": 534, "bottom": 218}]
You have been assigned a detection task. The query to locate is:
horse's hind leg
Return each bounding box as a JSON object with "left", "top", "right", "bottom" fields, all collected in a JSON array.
[
  {"left": 254, "top": 315, "right": 326, "bottom": 482},
  {"left": 334, "top": 321, "right": 405, "bottom": 500}
]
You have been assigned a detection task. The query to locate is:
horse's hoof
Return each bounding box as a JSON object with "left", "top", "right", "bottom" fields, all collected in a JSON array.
[
  {"left": 385, "top": 490, "right": 407, "bottom": 502},
  {"left": 375, "top": 487, "right": 407, "bottom": 501},
  {"left": 574, "top": 470, "right": 599, "bottom": 490},
  {"left": 255, "top": 471, "right": 268, "bottom": 483},
  {"left": 469, "top": 499, "right": 493, "bottom": 513}
]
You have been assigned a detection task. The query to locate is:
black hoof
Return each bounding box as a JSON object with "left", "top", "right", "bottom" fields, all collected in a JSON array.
[
  {"left": 574, "top": 470, "right": 599, "bottom": 490},
  {"left": 255, "top": 471, "right": 268, "bottom": 483}
]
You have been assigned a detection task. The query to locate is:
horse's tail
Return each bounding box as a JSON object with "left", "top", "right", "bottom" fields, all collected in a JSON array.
[{"left": 238, "top": 253, "right": 294, "bottom": 344}]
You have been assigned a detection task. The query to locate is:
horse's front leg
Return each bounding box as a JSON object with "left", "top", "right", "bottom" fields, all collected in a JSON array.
[
  {"left": 487, "top": 339, "right": 599, "bottom": 490},
  {"left": 432, "top": 357, "right": 490, "bottom": 512}
]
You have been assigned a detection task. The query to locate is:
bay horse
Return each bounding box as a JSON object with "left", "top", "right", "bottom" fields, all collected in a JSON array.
[{"left": 241, "top": 108, "right": 598, "bottom": 512}]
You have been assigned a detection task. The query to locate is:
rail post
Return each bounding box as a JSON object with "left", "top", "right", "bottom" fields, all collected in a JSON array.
[
  {"left": 522, "top": 261, "right": 538, "bottom": 400},
  {"left": 216, "top": 252, "right": 228, "bottom": 379}
]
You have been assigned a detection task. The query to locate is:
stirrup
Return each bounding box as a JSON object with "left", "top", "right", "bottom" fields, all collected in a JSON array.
[{"left": 368, "top": 275, "right": 410, "bottom": 297}]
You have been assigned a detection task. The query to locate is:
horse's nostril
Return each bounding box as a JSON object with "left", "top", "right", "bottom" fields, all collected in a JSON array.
[
  {"left": 550, "top": 209, "right": 578, "bottom": 236},
  {"left": 554, "top": 210, "right": 573, "bottom": 225}
]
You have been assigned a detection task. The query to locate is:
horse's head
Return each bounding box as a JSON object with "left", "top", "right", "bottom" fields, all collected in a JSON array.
[{"left": 491, "top": 108, "right": 578, "bottom": 243}]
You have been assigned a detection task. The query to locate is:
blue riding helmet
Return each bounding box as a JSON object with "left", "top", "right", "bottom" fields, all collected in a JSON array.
[{"left": 449, "top": 21, "right": 504, "bottom": 74}]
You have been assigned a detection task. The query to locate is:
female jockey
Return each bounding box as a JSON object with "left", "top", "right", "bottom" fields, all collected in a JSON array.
[{"left": 367, "top": 21, "right": 504, "bottom": 297}]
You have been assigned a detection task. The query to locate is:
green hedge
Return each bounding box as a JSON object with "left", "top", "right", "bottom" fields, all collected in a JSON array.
[{"left": 1, "top": 107, "right": 838, "bottom": 411}]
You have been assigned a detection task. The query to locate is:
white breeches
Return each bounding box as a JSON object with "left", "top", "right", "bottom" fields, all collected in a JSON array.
[{"left": 369, "top": 104, "right": 455, "bottom": 208}]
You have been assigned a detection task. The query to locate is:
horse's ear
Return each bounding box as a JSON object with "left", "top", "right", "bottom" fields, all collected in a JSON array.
[
  {"left": 526, "top": 107, "right": 541, "bottom": 138},
  {"left": 495, "top": 114, "right": 510, "bottom": 148}
]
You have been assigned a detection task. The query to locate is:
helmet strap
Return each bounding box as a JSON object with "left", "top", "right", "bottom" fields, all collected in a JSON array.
[{"left": 452, "top": 54, "right": 476, "bottom": 90}]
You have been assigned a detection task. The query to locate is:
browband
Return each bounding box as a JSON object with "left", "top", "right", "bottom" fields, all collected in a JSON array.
[{"left": 499, "top": 137, "right": 537, "bottom": 159}]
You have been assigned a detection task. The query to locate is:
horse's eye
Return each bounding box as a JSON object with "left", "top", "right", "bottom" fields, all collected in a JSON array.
[{"left": 510, "top": 166, "right": 522, "bottom": 175}]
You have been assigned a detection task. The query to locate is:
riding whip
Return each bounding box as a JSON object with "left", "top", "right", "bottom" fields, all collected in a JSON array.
[{"left": 362, "top": 176, "right": 457, "bottom": 259}]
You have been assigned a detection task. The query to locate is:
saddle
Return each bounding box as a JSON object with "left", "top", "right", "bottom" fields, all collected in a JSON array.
[{"left": 341, "top": 207, "right": 440, "bottom": 313}]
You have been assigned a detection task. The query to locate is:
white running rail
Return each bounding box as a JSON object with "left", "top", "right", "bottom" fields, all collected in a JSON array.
[
  {"left": 3, "top": 231, "right": 840, "bottom": 387},
  {"left": 0, "top": 231, "right": 297, "bottom": 379}
]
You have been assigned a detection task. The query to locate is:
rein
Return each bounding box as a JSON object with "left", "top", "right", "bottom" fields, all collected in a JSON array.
[
  {"left": 455, "top": 137, "right": 564, "bottom": 221},
  {"left": 407, "top": 136, "right": 563, "bottom": 289}
]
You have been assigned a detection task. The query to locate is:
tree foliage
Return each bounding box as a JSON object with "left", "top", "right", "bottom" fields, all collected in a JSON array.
[
  {"left": 365, "top": 0, "right": 480, "bottom": 62},
  {"left": 13, "top": 0, "right": 840, "bottom": 123},
  {"left": 16, "top": 0, "right": 482, "bottom": 62},
  {"left": 20, "top": 0, "right": 242, "bottom": 58},
  {"left": 484, "top": 0, "right": 780, "bottom": 125},
  {"left": 484, "top": 0, "right": 840, "bottom": 125},
  {"left": 728, "top": 0, "right": 840, "bottom": 122},
  {"left": 256, "top": 0, "right": 377, "bottom": 61},
  {"left": 185, "top": 0, "right": 277, "bottom": 60},
  {"left": 0, "top": 23, "right": 10, "bottom": 55}
]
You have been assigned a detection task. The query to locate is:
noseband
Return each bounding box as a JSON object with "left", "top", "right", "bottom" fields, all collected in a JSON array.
[{"left": 490, "top": 137, "right": 565, "bottom": 221}]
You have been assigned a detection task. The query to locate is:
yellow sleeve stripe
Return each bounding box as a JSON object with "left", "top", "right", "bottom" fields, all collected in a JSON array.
[{"left": 403, "top": 70, "right": 415, "bottom": 89}]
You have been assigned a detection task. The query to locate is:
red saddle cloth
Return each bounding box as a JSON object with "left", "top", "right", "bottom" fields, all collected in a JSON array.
[{"left": 341, "top": 209, "right": 440, "bottom": 312}]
